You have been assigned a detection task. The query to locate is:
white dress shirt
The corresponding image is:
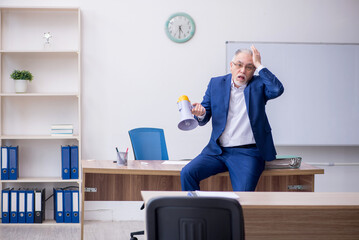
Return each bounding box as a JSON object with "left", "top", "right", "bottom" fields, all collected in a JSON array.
[
  {"left": 218, "top": 81, "right": 255, "bottom": 147},
  {"left": 198, "top": 66, "right": 265, "bottom": 147}
]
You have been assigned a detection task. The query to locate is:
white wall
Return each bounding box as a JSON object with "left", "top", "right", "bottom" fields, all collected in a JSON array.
[{"left": 3, "top": 0, "right": 359, "bottom": 194}]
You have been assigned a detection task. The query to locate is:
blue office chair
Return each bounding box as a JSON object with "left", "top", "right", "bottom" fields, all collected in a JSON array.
[
  {"left": 146, "top": 196, "right": 245, "bottom": 240},
  {"left": 128, "top": 127, "right": 169, "bottom": 160},
  {"left": 128, "top": 127, "right": 169, "bottom": 240}
]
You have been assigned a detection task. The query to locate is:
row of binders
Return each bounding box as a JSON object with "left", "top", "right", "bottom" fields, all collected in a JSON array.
[
  {"left": 1, "top": 146, "right": 19, "bottom": 180},
  {"left": 61, "top": 145, "right": 78, "bottom": 180},
  {"left": 1, "top": 188, "right": 45, "bottom": 224},
  {"left": 53, "top": 187, "right": 79, "bottom": 223},
  {"left": 2, "top": 145, "right": 78, "bottom": 180}
]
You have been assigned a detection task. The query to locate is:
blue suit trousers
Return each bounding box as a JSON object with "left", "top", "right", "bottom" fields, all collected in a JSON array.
[{"left": 181, "top": 146, "right": 265, "bottom": 191}]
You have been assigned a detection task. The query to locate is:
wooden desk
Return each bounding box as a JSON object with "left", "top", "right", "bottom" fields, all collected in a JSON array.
[
  {"left": 81, "top": 160, "right": 323, "bottom": 240},
  {"left": 141, "top": 191, "right": 359, "bottom": 240},
  {"left": 83, "top": 160, "right": 323, "bottom": 201}
]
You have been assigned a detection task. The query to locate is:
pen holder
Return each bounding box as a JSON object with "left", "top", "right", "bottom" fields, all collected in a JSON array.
[{"left": 117, "top": 152, "right": 128, "bottom": 166}]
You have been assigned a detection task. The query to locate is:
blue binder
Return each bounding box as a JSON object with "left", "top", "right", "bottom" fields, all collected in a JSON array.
[
  {"left": 54, "top": 188, "right": 64, "bottom": 223},
  {"left": 26, "top": 190, "right": 34, "bottom": 223},
  {"left": 71, "top": 189, "right": 80, "bottom": 223},
  {"left": 61, "top": 146, "right": 70, "bottom": 179},
  {"left": 1, "top": 146, "right": 9, "bottom": 180},
  {"left": 1, "top": 188, "right": 11, "bottom": 223},
  {"left": 63, "top": 190, "right": 72, "bottom": 223},
  {"left": 10, "top": 190, "right": 18, "bottom": 223},
  {"left": 70, "top": 145, "right": 79, "bottom": 179},
  {"left": 18, "top": 189, "right": 26, "bottom": 223},
  {"left": 9, "top": 146, "right": 19, "bottom": 180}
]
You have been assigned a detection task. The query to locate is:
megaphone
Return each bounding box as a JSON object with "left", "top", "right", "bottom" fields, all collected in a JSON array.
[{"left": 177, "top": 95, "right": 198, "bottom": 131}]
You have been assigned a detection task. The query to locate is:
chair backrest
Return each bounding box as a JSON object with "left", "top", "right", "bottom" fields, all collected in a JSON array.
[
  {"left": 128, "top": 128, "right": 169, "bottom": 160},
  {"left": 146, "top": 196, "right": 245, "bottom": 240}
]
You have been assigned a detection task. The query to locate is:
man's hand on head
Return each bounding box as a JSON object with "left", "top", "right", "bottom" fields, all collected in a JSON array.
[
  {"left": 191, "top": 103, "right": 206, "bottom": 117},
  {"left": 251, "top": 45, "right": 262, "bottom": 68}
]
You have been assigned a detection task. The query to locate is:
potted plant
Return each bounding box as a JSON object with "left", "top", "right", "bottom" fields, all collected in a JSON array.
[{"left": 10, "top": 70, "right": 33, "bottom": 93}]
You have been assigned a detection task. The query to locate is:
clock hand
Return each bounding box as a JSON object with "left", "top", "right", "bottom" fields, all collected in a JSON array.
[
  {"left": 174, "top": 29, "right": 179, "bottom": 38},
  {"left": 180, "top": 26, "right": 187, "bottom": 38}
]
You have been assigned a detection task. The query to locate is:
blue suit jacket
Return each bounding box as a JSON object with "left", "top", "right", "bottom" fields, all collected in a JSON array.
[{"left": 198, "top": 68, "right": 284, "bottom": 161}]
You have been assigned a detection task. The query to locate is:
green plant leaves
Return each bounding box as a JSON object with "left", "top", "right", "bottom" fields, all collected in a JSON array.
[{"left": 10, "top": 70, "right": 33, "bottom": 81}]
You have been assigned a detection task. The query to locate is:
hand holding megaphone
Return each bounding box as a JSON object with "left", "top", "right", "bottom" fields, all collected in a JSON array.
[
  {"left": 177, "top": 95, "right": 199, "bottom": 131},
  {"left": 191, "top": 103, "right": 206, "bottom": 117}
]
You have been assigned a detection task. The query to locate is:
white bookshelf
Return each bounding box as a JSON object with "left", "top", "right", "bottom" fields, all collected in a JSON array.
[
  {"left": 1, "top": 219, "right": 81, "bottom": 227},
  {"left": 1, "top": 135, "right": 80, "bottom": 140},
  {"left": 0, "top": 93, "right": 79, "bottom": 97},
  {"left": 1, "top": 178, "right": 81, "bottom": 183},
  {"left": 0, "top": 7, "right": 81, "bottom": 227}
]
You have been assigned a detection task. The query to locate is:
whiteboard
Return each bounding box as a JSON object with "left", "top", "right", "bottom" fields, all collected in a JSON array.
[{"left": 226, "top": 41, "right": 359, "bottom": 145}]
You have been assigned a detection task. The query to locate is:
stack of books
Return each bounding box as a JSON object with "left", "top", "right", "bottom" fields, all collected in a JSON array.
[{"left": 51, "top": 124, "right": 73, "bottom": 136}]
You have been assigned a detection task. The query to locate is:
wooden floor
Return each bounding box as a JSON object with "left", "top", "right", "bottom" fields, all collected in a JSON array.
[{"left": 0, "top": 221, "right": 145, "bottom": 240}]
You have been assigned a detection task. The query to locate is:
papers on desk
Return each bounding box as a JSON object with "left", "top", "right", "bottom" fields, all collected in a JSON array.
[
  {"left": 161, "top": 160, "right": 190, "bottom": 165},
  {"left": 189, "top": 191, "right": 239, "bottom": 199}
]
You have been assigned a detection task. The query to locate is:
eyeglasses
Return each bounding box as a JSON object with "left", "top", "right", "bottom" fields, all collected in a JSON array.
[{"left": 232, "top": 62, "right": 256, "bottom": 72}]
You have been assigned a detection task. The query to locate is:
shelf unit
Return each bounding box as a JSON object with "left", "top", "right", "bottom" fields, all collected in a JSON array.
[{"left": 0, "top": 7, "right": 81, "bottom": 228}]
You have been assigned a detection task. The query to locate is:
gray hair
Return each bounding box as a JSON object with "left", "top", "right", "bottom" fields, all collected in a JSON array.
[{"left": 232, "top": 49, "right": 253, "bottom": 62}]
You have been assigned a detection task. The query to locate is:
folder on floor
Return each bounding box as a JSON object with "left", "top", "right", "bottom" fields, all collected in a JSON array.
[
  {"left": 9, "top": 146, "right": 19, "bottom": 180},
  {"left": 61, "top": 146, "right": 71, "bottom": 179},
  {"left": 54, "top": 188, "right": 64, "bottom": 223},
  {"left": 10, "top": 189, "right": 18, "bottom": 223},
  {"left": 70, "top": 145, "right": 79, "bottom": 179},
  {"left": 18, "top": 189, "right": 26, "bottom": 223},
  {"left": 26, "top": 190, "right": 34, "bottom": 223},
  {"left": 63, "top": 189, "right": 72, "bottom": 223},
  {"left": 71, "top": 189, "right": 79, "bottom": 223},
  {"left": 1, "top": 146, "right": 9, "bottom": 180},
  {"left": 1, "top": 188, "right": 11, "bottom": 223},
  {"left": 34, "top": 189, "right": 45, "bottom": 223}
]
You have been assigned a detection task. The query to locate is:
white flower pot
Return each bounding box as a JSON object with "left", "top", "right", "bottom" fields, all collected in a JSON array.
[{"left": 14, "top": 80, "right": 28, "bottom": 93}]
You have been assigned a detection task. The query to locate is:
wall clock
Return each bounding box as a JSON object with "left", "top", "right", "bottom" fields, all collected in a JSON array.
[{"left": 165, "top": 12, "right": 195, "bottom": 43}]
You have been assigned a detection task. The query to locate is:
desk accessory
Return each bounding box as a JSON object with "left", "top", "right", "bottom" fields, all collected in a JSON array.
[
  {"left": 265, "top": 155, "right": 302, "bottom": 169},
  {"left": 117, "top": 148, "right": 128, "bottom": 166}
]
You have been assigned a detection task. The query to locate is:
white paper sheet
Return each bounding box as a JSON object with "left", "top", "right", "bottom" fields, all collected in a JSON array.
[
  {"left": 190, "top": 191, "right": 239, "bottom": 199},
  {"left": 161, "top": 160, "right": 190, "bottom": 165}
]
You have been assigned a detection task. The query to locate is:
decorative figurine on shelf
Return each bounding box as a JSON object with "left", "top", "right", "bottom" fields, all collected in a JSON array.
[{"left": 43, "top": 32, "right": 52, "bottom": 44}]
